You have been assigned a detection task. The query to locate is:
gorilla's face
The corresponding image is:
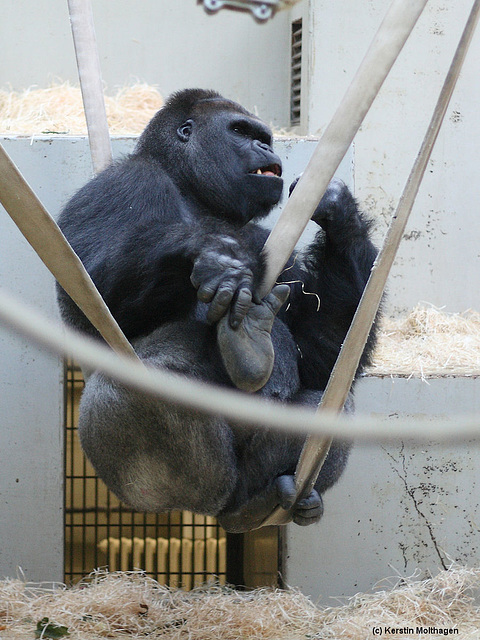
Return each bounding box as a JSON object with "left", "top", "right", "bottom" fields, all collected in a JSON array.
[{"left": 177, "top": 103, "right": 283, "bottom": 224}]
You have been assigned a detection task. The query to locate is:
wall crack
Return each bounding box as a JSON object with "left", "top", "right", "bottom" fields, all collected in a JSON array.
[{"left": 384, "top": 443, "right": 448, "bottom": 571}]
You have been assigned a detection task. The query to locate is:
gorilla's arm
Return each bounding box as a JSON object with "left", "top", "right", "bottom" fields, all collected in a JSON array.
[
  {"left": 283, "top": 180, "right": 378, "bottom": 390},
  {"left": 57, "top": 158, "right": 266, "bottom": 340}
]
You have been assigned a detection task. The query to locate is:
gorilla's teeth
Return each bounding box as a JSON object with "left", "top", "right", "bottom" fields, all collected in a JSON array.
[{"left": 256, "top": 169, "right": 262, "bottom": 174}]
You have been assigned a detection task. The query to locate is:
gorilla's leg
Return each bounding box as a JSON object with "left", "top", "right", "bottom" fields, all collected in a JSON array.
[
  {"left": 287, "top": 390, "right": 352, "bottom": 526},
  {"left": 217, "top": 284, "right": 290, "bottom": 393},
  {"left": 218, "top": 389, "right": 351, "bottom": 532},
  {"left": 78, "top": 320, "right": 238, "bottom": 516},
  {"left": 217, "top": 319, "right": 325, "bottom": 533}
]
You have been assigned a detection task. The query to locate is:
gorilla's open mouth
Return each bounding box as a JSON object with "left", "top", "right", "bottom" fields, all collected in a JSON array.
[{"left": 250, "top": 164, "right": 282, "bottom": 178}]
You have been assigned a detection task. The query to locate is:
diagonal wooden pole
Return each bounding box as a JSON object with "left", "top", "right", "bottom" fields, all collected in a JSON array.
[
  {"left": 262, "top": 0, "right": 480, "bottom": 527},
  {"left": 0, "top": 144, "right": 138, "bottom": 360},
  {"left": 259, "top": 0, "right": 429, "bottom": 297},
  {"left": 67, "top": 0, "right": 113, "bottom": 174}
]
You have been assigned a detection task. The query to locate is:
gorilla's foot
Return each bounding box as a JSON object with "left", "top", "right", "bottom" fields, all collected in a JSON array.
[
  {"left": 217, "top": 284, "right": 290, "bottom": 393},
  {"left": 276, "top": 475, "right": 324, "bottom": 526},
  {"left": 217, "top": 474, "right": 324, "bottom": 533}
]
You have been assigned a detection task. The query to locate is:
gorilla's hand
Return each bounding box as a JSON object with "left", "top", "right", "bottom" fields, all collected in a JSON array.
[
  {"left": 310, "top": 178, "right": 354, "bottom": 229},
  {"left": 289, "top": 176, "right": 357, "bottom": 232},
  {"left": 191, "top": 239, "right": 256, "bottom": 328}
]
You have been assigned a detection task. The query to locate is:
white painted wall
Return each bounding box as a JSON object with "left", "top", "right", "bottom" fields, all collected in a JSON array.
[
  {"left": 304, "top": 0, "right": 480, "bottom": 315},
  {"left": 0, "top": 0, "right": 291, "bottom": 129},
  {"left": 0, "top": 136, "right": 123, "bottom": 582},
  {"left": 0, "top": 144, "right": 65, "bottom": 583},
  {"left": 285, "top": 375, "right": 480, "bottom": 605}
]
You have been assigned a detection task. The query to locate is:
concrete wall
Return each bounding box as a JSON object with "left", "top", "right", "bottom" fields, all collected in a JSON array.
[
  {"left": 0, "top": 0, "right": 291, "bottom": 129},
  {"left": 304, "top": 0, "right": 480, "bottom": 315},
  {"left": 0, "top": 145, "right": 65, "bottom": 583},
  {"left": 0, "top": 136, "right": 118, "bottom": 582},
  {"left": 285, "top": 375, "right": 480, "bottom": 605}
]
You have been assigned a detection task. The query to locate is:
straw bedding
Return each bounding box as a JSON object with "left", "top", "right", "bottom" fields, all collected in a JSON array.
[
  {"left": 1, "top": 566, "right": 479, "bottom": 639},
  {"left": 367, "top": 305, "right": 480, "bottom": 379},
  {"left": 0, "top": 83, "right": 164, "bottom": 136}
]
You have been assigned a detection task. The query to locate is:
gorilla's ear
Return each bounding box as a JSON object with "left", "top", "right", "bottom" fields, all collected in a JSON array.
[{"left": 177, "top": 119, "right": 194, "bottom": 142}]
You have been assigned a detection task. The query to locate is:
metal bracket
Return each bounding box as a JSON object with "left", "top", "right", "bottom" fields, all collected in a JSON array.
[{"left": 200, "top": 0, "right": 279, "bottom": 22}]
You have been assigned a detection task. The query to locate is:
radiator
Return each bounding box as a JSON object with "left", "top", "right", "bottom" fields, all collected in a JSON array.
[{"left": 98, "top": 535, "right": 226, "bottom": 588}]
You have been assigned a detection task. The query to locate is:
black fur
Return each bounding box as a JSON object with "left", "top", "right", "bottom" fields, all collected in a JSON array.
[{"left": 57, "top": 89, "right": 378, "bottom": 532}]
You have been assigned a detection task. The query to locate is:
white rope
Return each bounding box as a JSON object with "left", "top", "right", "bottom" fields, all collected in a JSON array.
[{"left": 0, "top": 287, "right": 479, "bottom": 443}]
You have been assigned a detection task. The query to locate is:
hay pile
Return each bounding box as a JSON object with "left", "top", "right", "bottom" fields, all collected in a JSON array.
[
  {"left": 1, "top": 567, "right": 479, "bottom": 639},
  {"left": 367, "top": 304, "right": 480, "bottom": 379},
  {"left": 0, "top": 82, "right": 163, "bottom": 135}
]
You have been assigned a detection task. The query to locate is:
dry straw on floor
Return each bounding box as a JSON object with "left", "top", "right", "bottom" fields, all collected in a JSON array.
[
  {"left": 1, "top": 566, "right": 479, "bottom": 639},
  {"left": 0, "top": 82, "right": 164, "bottom": 136},
  {"left": 367, "top": 304, "right": 480, "bottom": 379}
]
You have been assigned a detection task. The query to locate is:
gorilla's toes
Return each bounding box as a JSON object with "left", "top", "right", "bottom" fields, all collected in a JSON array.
[
  {"left": 275, "top": 474, "right": 324, "bottom": 526},
  {"left": 217, "top": 285, "right": 290, "bottom": 392},
  {"left": 292, "top": 489, "right": 324, "bottom": 526}
]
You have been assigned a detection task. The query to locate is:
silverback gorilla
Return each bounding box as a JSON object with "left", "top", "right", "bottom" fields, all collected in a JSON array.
[{"left": 57, "top": 89, "right": 378, "bottom": 532}]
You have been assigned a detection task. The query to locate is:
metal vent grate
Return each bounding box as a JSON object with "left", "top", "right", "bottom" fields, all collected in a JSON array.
[{"left": 290, "top": 18, "right": 302, "bottom": 126}]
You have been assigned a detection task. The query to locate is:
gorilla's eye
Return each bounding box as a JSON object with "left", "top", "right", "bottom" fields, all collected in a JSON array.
[
  {"left": 231, "top": 121, "right": 272, "bottom": 147},
  {"left": 231, "top": 122, "right": 251, "bottom": 137}
]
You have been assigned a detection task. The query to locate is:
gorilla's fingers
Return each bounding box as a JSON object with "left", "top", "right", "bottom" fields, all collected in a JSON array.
[
  {"left": 288, "top": 172, "right": 302, "bottom": 197},
  {"left": 229, "top": 287, "right": 252, "bottom": 329},
  {"left": 207, "top": 283, "right": 237, "bottom": 324},
  {"left": 192, "top": 252, "right": 255, "bottom": 324},
  {"left": 311, "top": 178, "right": 349, "bottom": 227},
  {"left": 276, "top": 477, "right": 324, "bottom": 525},
  {"left": 195, "top": 282, "right": 216, "bottom": 303},
  {"left": 195, "top": 270, "right": 236, "bottom": 307},
  {"left": 297, "top": 489, "right": 322, "bottom": 510}
]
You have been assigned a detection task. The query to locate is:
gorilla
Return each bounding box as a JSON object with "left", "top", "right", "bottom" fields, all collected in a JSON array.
[{"left": 57, "top": 88, "right": 378, "bottom": 533}]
